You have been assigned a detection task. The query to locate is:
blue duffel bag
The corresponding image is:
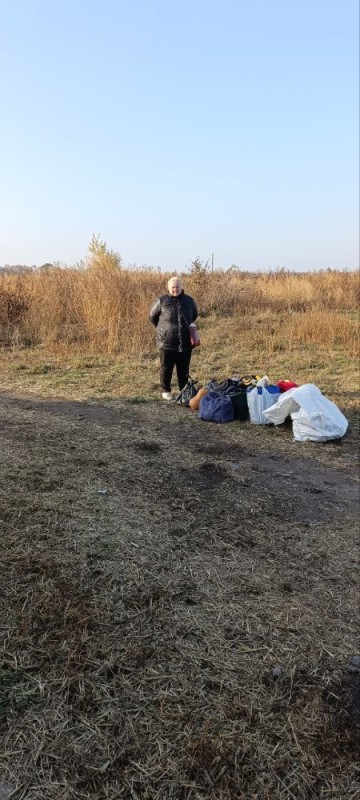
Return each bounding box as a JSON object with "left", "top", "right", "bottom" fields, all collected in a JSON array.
[{"left": 199, "top": 391, "right": 234, "bottom": 423}]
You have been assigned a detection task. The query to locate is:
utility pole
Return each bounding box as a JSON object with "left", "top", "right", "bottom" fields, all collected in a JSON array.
[{"left": 211, "top": 252, "right": 214, "bottom": 272}]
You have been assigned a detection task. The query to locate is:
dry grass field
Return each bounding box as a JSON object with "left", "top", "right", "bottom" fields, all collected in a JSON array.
[{"left": 0, "top": 259, "right": 359, "bottom": 799}]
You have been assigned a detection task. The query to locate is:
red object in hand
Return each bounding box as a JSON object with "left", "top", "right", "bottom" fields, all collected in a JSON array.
[{"left": 189, "top": 324, "right": 200, "bottom": 347}]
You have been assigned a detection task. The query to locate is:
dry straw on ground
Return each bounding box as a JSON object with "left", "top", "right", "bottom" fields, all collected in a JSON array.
[{"left": 0, "top": 391, "right": 359, "bottom": 799}]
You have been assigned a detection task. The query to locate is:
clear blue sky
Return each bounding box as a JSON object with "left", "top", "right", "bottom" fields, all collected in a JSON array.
[{"left": 0, "top": 0, "right": 358, "bottom": 270}]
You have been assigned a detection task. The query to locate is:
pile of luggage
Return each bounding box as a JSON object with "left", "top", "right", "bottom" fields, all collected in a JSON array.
[
  {"left": 176, "top": 374, "right": 288, "bottom": 424},
  {"left": 176, "top": 375, "right": 348, "bottom": 442}
]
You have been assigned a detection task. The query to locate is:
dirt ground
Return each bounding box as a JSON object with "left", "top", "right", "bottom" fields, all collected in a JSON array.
[{"left": 0, "top": 392, "right": 359, "bottom": 800}]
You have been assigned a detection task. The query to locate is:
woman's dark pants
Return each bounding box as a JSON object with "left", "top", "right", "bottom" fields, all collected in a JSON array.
[{"left": 159, "top": 349, "right": 192, "bottom": 392}]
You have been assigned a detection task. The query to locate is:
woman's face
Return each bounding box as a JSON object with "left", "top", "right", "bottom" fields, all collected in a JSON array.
[{"left": 168, "top": 279, "right": 182, "bottom": 296}]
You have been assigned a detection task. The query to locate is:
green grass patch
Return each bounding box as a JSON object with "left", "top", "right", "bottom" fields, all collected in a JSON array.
[
  {"left": 28, "top": 363, "right": 55, "bottom": 375},
  {"left": 0, "top": 313, "right": 358, "bottom": 410}
]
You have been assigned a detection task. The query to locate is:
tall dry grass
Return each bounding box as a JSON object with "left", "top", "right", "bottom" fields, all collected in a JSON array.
[{"left": 0, "top": 261, "right": 358, "bottom": 357}]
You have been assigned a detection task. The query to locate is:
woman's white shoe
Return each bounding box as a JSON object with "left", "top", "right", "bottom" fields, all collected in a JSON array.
[{"left": 161, "top": 392, "right": 173, "bottom": 401}]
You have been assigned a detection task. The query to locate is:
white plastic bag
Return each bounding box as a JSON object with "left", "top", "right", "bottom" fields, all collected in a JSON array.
[
  {"left": 247, "top": 385, "right": 280, "bottom": 424},
  {"left": 262, "top": 383, "right": 348, "bottom": 442},
  {"left": 261, "top": 390, "right": 300, "bottom": 424}
]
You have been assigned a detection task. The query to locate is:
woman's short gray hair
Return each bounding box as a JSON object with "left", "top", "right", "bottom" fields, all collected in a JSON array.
[{"left": 167, "top": 276, "right": 182, "bottom": 291}]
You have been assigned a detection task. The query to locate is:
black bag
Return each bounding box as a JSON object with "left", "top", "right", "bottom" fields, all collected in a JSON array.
[
  {"left": 176, "top": 377, "right": 202, "bottom": 407},
  {"left": 206, "top": 378, "right": 235, "bottom": 393},
  {"left": 229, "top": 386, "right": 249, "bottom": 421}
]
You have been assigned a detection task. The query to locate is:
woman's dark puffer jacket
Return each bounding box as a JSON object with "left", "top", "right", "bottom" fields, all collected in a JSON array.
[{"left": 149, "top": 290, "right": 198, "bottom": 351}]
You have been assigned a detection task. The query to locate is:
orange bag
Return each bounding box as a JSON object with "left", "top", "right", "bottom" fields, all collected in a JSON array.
[{"left": 189, "top": 386, "right": 208, "bottom": 411}]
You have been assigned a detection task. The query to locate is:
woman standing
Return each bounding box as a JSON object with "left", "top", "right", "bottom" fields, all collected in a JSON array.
[{"left": 149, "top": 277, "right": 198, "bottom": 400}]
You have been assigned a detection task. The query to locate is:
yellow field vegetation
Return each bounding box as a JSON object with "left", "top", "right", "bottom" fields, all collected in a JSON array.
[{"left": 0, "top": 241, "right": 358, "bottom": 359}]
